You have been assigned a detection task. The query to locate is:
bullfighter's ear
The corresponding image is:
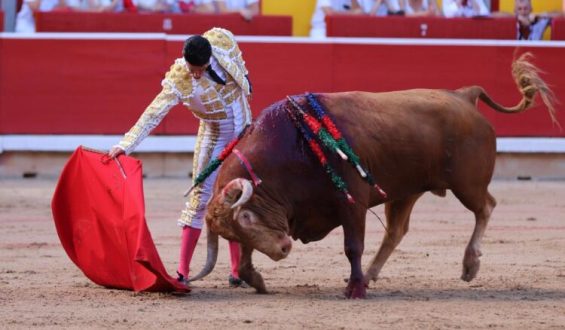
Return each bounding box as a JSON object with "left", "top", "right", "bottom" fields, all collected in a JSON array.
[{"left": 236, "top": 209, "right": 256, "bottom": 228}]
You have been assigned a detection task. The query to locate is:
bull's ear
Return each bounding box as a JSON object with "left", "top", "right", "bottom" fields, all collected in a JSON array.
[
  {"left": 235, "top": 209, "right": 256, "bottom": 228},
  {"left": 220, "top": 178, "right": 253, "bottom": 208}
]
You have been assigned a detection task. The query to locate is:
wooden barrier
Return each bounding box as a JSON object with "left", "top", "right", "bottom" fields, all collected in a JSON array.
[
  {"left": 326, "top": 15, "right": 517, "bottom": 39},
  {"left": 1, "top": 35, "right": 564, "bottom": 137},
  {"left": 551, "top": 17, "right": 565, "bottom": 40},
  {"left": 34, "top": 12, "right": 292, "bottom": 35}
]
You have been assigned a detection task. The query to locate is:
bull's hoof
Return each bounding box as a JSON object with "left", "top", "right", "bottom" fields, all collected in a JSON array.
[
  {"left": 461, "top": 259, "right": 480, "bottom": 282},
  {"left": 362, "top": 274, "right": 377, "bottom": 286},
  {"left": 254, "top": 286, "right": 268, "bottom": 294},
  {"left": 461, "top": 249, "right": 481, "bottom": 282},
  {"left": 247, "top": 278, "right": 267, "bottom": 294},
  {"left": 344, "top": 281, "right": 367, "bottom": 299}
]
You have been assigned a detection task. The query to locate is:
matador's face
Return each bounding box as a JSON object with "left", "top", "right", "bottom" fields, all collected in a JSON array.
[{"left": 187, "top": 62, "right": 209, "bottom": 80}]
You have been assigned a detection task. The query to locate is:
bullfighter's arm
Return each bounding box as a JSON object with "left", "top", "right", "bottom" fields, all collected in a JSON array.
[{"left": 116, "top": 83, "right": 180, "bottom": 154}]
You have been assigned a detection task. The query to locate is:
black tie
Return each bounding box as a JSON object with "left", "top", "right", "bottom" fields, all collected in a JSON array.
[{"left": 206, "top": 65, "right": 226, "bottom": 85}]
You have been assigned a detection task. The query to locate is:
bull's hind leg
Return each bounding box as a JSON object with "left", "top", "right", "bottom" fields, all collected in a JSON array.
[
  {"left": 453, "top": 189, "right": 497, "bottom": 282},
  {"left": 364, "top": 193, "right": 423, "bottom": 285}
]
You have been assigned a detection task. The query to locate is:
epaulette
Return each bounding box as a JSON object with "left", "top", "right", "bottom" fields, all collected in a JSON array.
[
  {"left": 204, "top": 27, "right": 237, "bottom": 53},
  {"left": 164, "top": 61, "right": 192, "bottom": 94}
]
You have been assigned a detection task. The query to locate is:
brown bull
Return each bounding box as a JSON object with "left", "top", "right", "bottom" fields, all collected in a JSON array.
[{"left": 191, "top": 53, "right": 557, "bottom": 298}]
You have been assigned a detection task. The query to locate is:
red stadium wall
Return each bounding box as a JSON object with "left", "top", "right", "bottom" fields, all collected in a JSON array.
[
  {"left": 1, "top": 35, "right": 564, "bottom": 137},
  {"left": 552, "top": 18, "right": 565, "bottom": 40},
  {"left": 34, "top": 12, "right": 292, "bottom": 36}
]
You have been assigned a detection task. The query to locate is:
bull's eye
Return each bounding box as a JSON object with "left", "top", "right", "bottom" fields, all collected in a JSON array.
[{"left": 237, "top": 210, "right": 255, "bottom": 227}]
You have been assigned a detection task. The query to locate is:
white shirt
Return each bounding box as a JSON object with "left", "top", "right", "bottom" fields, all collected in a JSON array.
[
  {"left": 405, "top": 0, "right": 429, "bottom": 15},
  {"left": 358, "top": 0, "right": 402, "bottom": 15},
  {"left": 310, "top": 0, "right": 355, "bottom": 38},
  {"left": 15, "top": 0, "right": 61, "bottom": 33},
  {"left": 214, "top": 0, "right": 258, "bottom": 10},
  {"left": 442, "top": 0, "right": 489, "bottom": 18}
]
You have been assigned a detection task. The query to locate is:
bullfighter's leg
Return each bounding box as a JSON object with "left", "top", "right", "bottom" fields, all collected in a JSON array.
[
  {"left": 453, "top": 189, "right": 496, "bottom": 282},
  {"left": 342, "top": 208, "right": 368, "bottom": 299},
  {"left": 364, "top": 193, "right": 423, "bottom": 286},
  {"left": 238, "top": 244, "right": 267, "bottom": 294}
]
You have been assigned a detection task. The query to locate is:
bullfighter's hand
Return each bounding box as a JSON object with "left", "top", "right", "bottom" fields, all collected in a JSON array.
[{"left": 108, "top": 146, "right": 125, "bottom": 159}]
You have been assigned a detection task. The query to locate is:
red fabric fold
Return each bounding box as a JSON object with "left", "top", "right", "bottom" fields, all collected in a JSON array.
[{"left": 51, "top": 146, "right": 188, "bottom": 293}]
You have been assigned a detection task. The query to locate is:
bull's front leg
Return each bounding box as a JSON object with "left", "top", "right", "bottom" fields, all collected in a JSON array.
[
  {"left": 238, "top": 243, "right": 267, "bottom": 294},
  {"left": 342, "top": 214, "right": 366, "bottom": 299}
]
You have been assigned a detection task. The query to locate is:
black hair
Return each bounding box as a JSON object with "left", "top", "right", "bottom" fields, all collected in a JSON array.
[{"left": 183, "top": 35, "right": 212, "bottom": 66}]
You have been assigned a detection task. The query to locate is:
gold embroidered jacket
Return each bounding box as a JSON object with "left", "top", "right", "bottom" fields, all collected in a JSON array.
[{"left": 118, "top": 27, "right": 252, "bottom": 154}]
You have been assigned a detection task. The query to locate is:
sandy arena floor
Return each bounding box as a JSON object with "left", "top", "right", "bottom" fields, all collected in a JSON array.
[{"left": 0, "top": 178, "right": 564, "bottom": 329}]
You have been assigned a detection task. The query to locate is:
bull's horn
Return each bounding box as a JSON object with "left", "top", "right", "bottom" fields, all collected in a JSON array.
[
  {"left": 187, "top": 227, "right": 218, "bottom": 282},
  {"left": 222, "top": 178, "right": 254, "bottom": 209}
]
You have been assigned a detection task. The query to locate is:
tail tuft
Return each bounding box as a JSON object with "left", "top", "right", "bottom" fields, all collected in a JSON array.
[
  {"left": 470, "top": 52, "right": 559, "bottom": 129},
  {"left": 511, "top": 52, "right": 559, "bottom": 126}
]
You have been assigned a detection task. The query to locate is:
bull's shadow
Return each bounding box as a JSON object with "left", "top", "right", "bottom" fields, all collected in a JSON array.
[
  {"left": 174, "top": 283, "right": 565, "bottom": 302},
  {"left": 257, "top": 286, "right": 565, "bottom": 302}
]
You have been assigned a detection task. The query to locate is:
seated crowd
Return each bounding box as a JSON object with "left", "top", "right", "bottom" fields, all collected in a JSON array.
[
  {"left": 311, "top": 0, "right": 563, "bottom": 39},
  {"left": 12, "top": 0, "right": 564, "bottom": 40},
  {"left": 15, "top": 0, "right": 258, "bottom": 32}
]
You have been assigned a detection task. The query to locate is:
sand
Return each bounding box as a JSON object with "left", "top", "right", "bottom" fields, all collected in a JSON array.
[{"left": 1, "top": 178, "right": 564, "bottom": 329}]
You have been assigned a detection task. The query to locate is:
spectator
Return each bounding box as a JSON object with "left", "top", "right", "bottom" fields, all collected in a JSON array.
[
  {"left": 359, "top": 0, "right": 405, "bottom": 16},
  {"left": 15, "top": 0, "right": 68, "bottom": 32},
  {"left": 404, "top": 0, "right": 440, "bottom": 16},
  {"left": 515, "top": 0, "right": 551, "bottom": 40},
  {"left": 176, "top": 0, "right": 216, "bottom": 14},
  {"left": 212, "top": 0, "right": 259, "bottom": 21},
  {"left": 84, "top": 0, "right": 122, "bottom": 12},
  {"left": 132, "top": 0, "right": 173, "bottom": 12},
  {"left": 174, "top": 0, "right": 211, "bottom": 13},
  {"left": 442, "top": 0, "right": 489, "bottom": 18},
  {"left": 310, "top": 0, "right": 364, "bottom": 38}
]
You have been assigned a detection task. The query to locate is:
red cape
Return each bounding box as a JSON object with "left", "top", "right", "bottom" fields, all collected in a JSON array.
[{"left": 52, "top": 146, "right": 188, "bottom": 293}]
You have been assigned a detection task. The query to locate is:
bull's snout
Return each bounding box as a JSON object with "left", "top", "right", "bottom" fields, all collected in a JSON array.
[
  {"left": 279, "top": 235, "right": 292, "bottom": 257},
  {"left": 261, "top": 234, "right": 293, "bottom": 261}
]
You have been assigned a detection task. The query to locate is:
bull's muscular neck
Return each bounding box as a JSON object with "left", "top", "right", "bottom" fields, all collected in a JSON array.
[{"left": 252, "top": 186, "right": 292, "bottom": 234}]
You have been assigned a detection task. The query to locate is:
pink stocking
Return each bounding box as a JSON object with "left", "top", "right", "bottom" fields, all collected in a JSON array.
[
  {"left": 177, "top": 226, "right": 202, "bottom": 278},
  {"left": 228, "top": 240, "right": 241, "bottom": 278}
]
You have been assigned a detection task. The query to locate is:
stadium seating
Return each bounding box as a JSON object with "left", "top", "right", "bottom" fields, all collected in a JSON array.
[
  {"left": 34, "top": 12, "right": 292, "bottom": 36},
  {"left": 0, "top": 11, "right": 3, "bottom": 32},
  {"left": 326, "top": 15, "right": 516, "bottom": 39}
]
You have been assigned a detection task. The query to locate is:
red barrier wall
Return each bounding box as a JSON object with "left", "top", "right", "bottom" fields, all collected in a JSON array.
[
  {"left": 491, "top": 0, "right": 499, "bottom": 12},
  {"left": 552, "top": 18, "right": 565, "bottom": 40},
  {"left": 35, "top": 12, "right": 292, "bottom": 36},
  {"left": 1, "top": 36, "right": 564, "bottom": 137},
  {"left": 0, "top": 11, "right": 3, "bottom": 32},
  {"left": 326, "top": 16, "right": 517, "bottom": 39}
]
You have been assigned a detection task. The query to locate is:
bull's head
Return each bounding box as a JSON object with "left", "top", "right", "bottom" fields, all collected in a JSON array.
[{"left": 206, "top": 178, "right": 292, "bottom": 261}]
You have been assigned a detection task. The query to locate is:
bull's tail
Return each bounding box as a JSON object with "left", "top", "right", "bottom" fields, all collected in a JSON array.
[{"left": 459, "top": 52, "right": 559, "bottom": 126}]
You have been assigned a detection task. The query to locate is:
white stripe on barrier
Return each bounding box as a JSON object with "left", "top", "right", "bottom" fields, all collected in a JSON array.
[
  {"left": 0, "top": 32, "right": 166, "bottom": 40},
  {"left": 1, "top": 135, "right": 564, "bottom": 153},
  {"left": 0, "top": 135, "right": 196, "bottom": 153},
  {"left": 1, "top": 32, "right": 565, "bottom": 48}
]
